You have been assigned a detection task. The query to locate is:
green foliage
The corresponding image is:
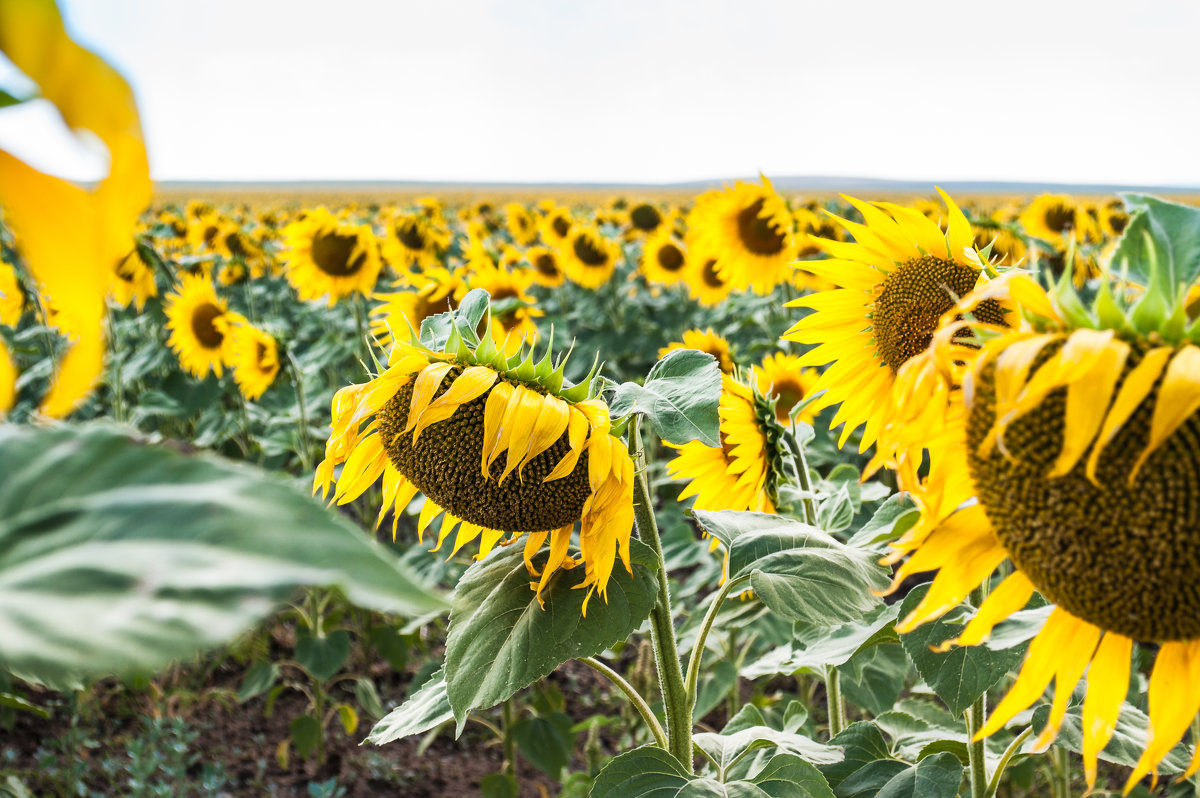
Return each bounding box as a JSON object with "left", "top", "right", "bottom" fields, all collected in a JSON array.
[
  {"left": 443, "top": 538, "right": 659, "bottom": 729},
  {"left": 0, "top": 423, "right": 444, "bottom": 689},
  {"left": 610, "top": 349, "right": 723, "bottom": 447},
  {"left": 592, "top": 746, "right": 836, "bottom": 798},
  {"left": 366, "top": 669, "right": 453, "bottom": 745}
]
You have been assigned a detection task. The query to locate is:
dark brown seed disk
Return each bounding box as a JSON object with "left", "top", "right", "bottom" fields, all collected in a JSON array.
[
  {"left": 191, "top": 303, "right": 225, "bottom": 348},
  {"left": 311, "top": 231, "right": 366, "bottom": 276},
  {"left": 572, "top": 235, "right": 609, "bottom": 267},
  {"left": 534, "top": 253, "right": 560, "bottom": 277},
  {"left": 375, "top": 366, "right": 592, "bottom": 533},
  {"left": 656, "top": 243, "right": 685, "bottom": 272},
  {"left": 397, "top": 221, "right": 426, "bottom": 251},
  {"left": 736, "top": 198, "right": 786, "bottom": 256},
  {"left": 872, "top": 256, "right": 1006, "bottom": 374},
  {"left": 630, "top": 204, "right": 663, "bottom": 231},
  {"left": 968, "top": 344, "right": 1200, "bottom": 642}
]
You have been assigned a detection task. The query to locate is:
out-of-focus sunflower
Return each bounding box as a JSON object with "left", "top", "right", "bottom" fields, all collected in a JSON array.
[
  {"left": 1099, "top": 199, "right": 1130, "bottom": 239},
  {"left": 666, "top": 373, "right": 785, "bottom": 514},
  {"left": 186, "top": 211, "right": 232, "bottom": 252},
  {"left": 504, "top": 203, "right": 539, "bottom": 246},
  {"left": 885, "top": 209, "right": 1200, "bottom": 792},
  {"left": 465, "top": 261, "right": 543, "bottom": 354},
  {"left": 560, "top": 226, "right": 620, "bottom": 289},
  {"left": 370, "top": 267, "right": 464, "bottom": 348},
  {"left": 682, "top": 249, "right": 735, "bottom": 308},
  {"left": 524, "top": 245, "right": 566, "bottom": 288},
  {"left": 659, "top": 328, "right": 735, "bottom": 373},
  {"left": 230, "top": 323, "right": 280, "bottom": 401},
  {"left": 624, "top": 201, "right": 670, "bottom": 239},
  {"left": 315, "top": 290, "right": 633, "bottom": 612},
  {"left": 540, "top": 206, "right": 574, "bottom": 249},
  {"left": 686, "top": 176, "right": 799, "bottom": 294},
  {"left": 972, "top": 225, "right": 1026, "bottom": 267},
  {"left": 0, "top": 260, "right": 24, "bottom": 326},
  {"left": 639, "top": 230, "right": 688, "bottom": 286},
  {"left": 382, "top": 211, "right": 450, "bottom": 272},
  {"left": 215, "top": 228, "right": 270, "bottom": 277},
  {"left": 281, "top": 207, "right": 382, "bottom": 305},
  {"left": 111, "top": 244, "right": 158, "bottom": 310},
  {"left": 164, "top": 273, "right": 238, "bottom": 378},
  {"left": 783, "top": 189, "right": 1010, "bottom": 452},
  {"left": 1019, "top": 194, "right": 1096, "bottom": 246},
  {"left": 753, "top": 352, "right": 820, "bottom": 424}
]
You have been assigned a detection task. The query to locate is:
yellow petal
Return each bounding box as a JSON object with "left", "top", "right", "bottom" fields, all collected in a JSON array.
[
  {"left": 1082, "top": 633, "right": 1132, "bottom": 790},
  {"left": 404, "top": 361, "right": 454, "bottom": 434},
  {"left": 543, "top": 409, "right": 590, "bottom": 483},
  {"left": 411, "top": 365, "right": 498, "bottom": 442},
  {"left": 1128, "top": 345, "right": 1200, "bottom": 484},
  {"left": 498, "top": 386, "right": 548, "bottom": 484},
  {"left": 535, "top": 525, "right": 573, "bottom": 608},
  {"left": 938, "top": 188, "right": 974, "bottom": 262},
  {"left": 1086, "top": 347, "right": 1172, "bottom": 485},
  {"left": 0, "top": 341, "right": 14, "bottom": 415},
  {"left": 1032, "top": 620, "right": 1100, "bottom": 751},
  {"left": 521, "top": 395, "right": 570, "bottom": 478},
  {"left": 944, "top": 570, "right": 1035, "bottom": 649},
  {"left": 480, "top": 380, "right": 515, "bottom": 477},
  {"left": 522, "top": 530, "right": 549, "bottom": 576},
  {"left": 1126, "top": 641, "right": 1200, "bottom": 791},
  {"left": 1049, "top": 339, "right": 1130, "bottom": 477},
  {"left": 416, "top": 499, "right": 443, "bottom": 544}
]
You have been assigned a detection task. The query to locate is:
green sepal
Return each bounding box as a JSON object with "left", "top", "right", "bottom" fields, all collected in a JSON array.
[
  {"left": 1047, "top": 244, "right": 1095, "bottom": 330},
  {"left": 1094, "top": 278, "right": 1132, "bottom": 334},
  {"left": 560, "top": 354, "right": 602, "bottom": 404}
]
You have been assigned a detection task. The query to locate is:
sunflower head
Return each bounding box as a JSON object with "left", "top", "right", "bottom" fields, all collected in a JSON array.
[
  {"left": 639, "top": 230, "right": 688, "bottom": 286},
  {"left": 315, "top": 289, "right": 631, "bottom": 612},
  {"left": 560, "top": 226, "right": 620, "bottom": 289},
  {"left": 164, "top": 273, "right": 239, "bottom": 378},
  {"left": 659, "top": 328, "right": 735, "bottom": 374},
  {"left": 230, "top": 323, "right": 280, "bottom": 401},
  {"left": 281, "top": 208, "right": 382, "bottom": 305},
  {"left": 524, "top": 245, "right": 566, "bottom": 288},
  {"left": 753, "top": 352, "right": 820, "bottom": 424}
]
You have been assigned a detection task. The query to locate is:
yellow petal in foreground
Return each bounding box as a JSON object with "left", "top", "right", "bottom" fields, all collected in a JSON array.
[
  {"left": 1126, "top": 641, "right": 1200, "bottom": 791},
  {"left": 1082, "top": 633, "right": 1132, "bottom": 790},
  {"left": 1128, "top": 345, "right": 1200, "bottom": 484}
]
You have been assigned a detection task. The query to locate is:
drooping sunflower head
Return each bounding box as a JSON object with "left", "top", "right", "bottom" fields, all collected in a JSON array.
[
  {"left": 753, "top": 352, "right": 820, "bottom": 424},
  {"left": 164, "top": 273, "right": 238, "bottom": 378},
  {"left": 885, "top": 195, "right": 1200, "bottom": 792},
  {"left": 281, "top": 208, "right": 382, "bottom": 305},
  {"left": 560, "top": 225, "right": 621, "bottom": 289},
  {"left": 666, "top": 372, "right": 788, "bottom": 515},
  {"left": 230, "top": 323, "right": 280, "bottom": 401},
  {"left": 639, "top": 229, "right": 688, "bottom": 286},
  {"left": 783, "top": 188, "right": 1011, "bottom": 451},
  {"left": 685, "top": 176, "right": 798, "bottom": 294},
  {"left": 315, "top": 289, "right": 633, "bottom": 612},
  {"left": 659, "top": 328, "right": 735, "bottom": 374}
]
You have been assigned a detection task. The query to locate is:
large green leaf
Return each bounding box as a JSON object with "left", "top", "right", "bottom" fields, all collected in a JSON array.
[
  {"left": 695, "top": 725, "right": 844, "bottom": 777},
  {"left": 1117, "top": 194, "right": 1200, "bottom": 302},
  {"left": 748, "top": 548, "right": 889, "bottom": 628},
  {"left": 366, "top": 668, "right": 453, "bottom": 745},
  {"left": 592, "top": 747, "right": 835, "bottom": 798},
  {"left": 0, "top": 424, "right": 445, "bottom": 688},
  {"left": 443, "top": 537, "right": 658, "bottom": 728},
  {"left": 818, "top": 722, "right": 895, "bottom": 789},
  {"left": 590, "top": 747, "right": 696, "bottom": 798},
  {"left": 874, "top": 752, "right": 962, "bottom": 798},
  {"left": 744, "top": 605, "right": 900, "bottom": 678},
  {"left": 898, "top": 585, "right": 1025, "bottom": 716},
  {"left": 746, "top": 754, "right": 836, "bottom": 798},
  {"left": 1030, "top": 703, "right": 1192, "bottom": 774},
  {"left": 610, "top": 349, "right": 722, "bottom": 447}
]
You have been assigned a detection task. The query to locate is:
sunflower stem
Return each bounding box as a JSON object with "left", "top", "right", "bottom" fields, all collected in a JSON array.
[
  {"left": 580, "top": 656, "right": 668, "bottom": 751},
  {"left": 284, "top": 347, "right": 313, "bottom": 471},
  {"left": 985, "top": 726, "right": 1033, "bottom": 798},
  {"left": 824, "top": 665, "right": 846, "bottom": 738},
  {"left": 966, "top": 584, "right": 989, "bottom": 798},
  {"left": 501, "top": 699, "right": 517, "bottom": 778},
  {"left": 684, "top": 574, "right": 749, "bottom": 716},
  {"left": 629, "top": 415, "right": 693, "bottom": 773},
  {"left": 783, "top": 431, "right": 818, "bottom": 526}
]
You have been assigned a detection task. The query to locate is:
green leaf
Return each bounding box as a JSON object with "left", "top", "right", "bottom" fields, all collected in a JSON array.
[
  {"left": 443, "top": 538, "right": 658, "bottom": 729},
  {"left": 818, "top": 721, "right": 894, "bottom": 789},
  {"left": 369, "top": 625, "right": 410, "bottom": 671},
  {"left": 839, "top": 644, "right": 908, "bottom": 716},
  {"left": 874, "top": 752, "right": 963, "bottom": 798},
  {"left": 0, "top": 691, "right": 48, "bottom": 719},
  {"left": 0, "top": 88, "right": 33, "bottom": 109},
  {"left": 296, "top": 629, "right": 351, "bottom": 682},
  {"left": 366, "top": 668, "right": 453, "bottom": 745},
  {"left": 590, "top": 747, "right": 693, "bottom": 798},
  {"left": 289, "top": 714, "right": 322, "bottom": 758},
  {"left": 0, "top": 424, "right": 445, "bottom": 689},
  {"left": 1118, "top": 194, "right": 1200, "bottom": 297},
  {"left": 746, "top": 753, "right": 836, "bottom": 798},
  {"left": 748, "top": 548, "right": 889, "bottom": 628},
  {"left": 238, "top": 661, "right": 280, "bottom": 702},
  {"left": 744, "top": 604, "right": 900, "bottom": 678},
  {"left": 513, "top": 713, "right": 575, "bottom": 780},
  {"left": 694, "top": 725, "right": 844, "bottom": 776},
  {"left": 692, "top": 509, "right": 818, "bottom": 556},
  {"left": 693, "top": 659, "right": 739, "bottom": 721},
  {"left": 898, "top": 584, "right": 1025, "bottom": 716},
  {"left": 836, "top": 760, "right": 909, "bottom": 798},
  {"left": 609, "top": 349, "right": 722, "bottom": 447},
  {"left": 354, "top": 677, "right": 385, "bottom": 720},
  {"left": 479, "top": 773, "right": 519, "bottom": 798},
  {"left": 846, "top": 495, "right": 918, "bottom": 550}
]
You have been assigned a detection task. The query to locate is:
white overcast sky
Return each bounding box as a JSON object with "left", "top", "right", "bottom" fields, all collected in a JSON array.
[{"left": 1, "top": 0, "right": 1198, "bottom": 186}]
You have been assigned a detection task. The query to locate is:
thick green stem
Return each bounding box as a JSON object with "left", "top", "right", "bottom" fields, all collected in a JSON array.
[
  {"left": 966, "top": 584, "right": 989, "bottom": 798},
  {"left": 1050, "top": 745, "right": 1071, "bottom": 798},
  {"left": 824, "top": 666, "right": 845, "bottom": 738},
  {"left": 629, "top": 416, "right": 693, "bottom": 773},
  {"left": 986, "top": 727, "right": 1033, "bottom": 798},
  {"left": 580, "top": 656, "right": 668, "bottom": 751},
  {"left": 684, "top": 574, "right": 749, "bottom": 713},
  {"left": 501, "top": 700, "right": 517, "bottom": 778},
  {"left": 783, "top": 432, "right": 818, "bottom": 526}
]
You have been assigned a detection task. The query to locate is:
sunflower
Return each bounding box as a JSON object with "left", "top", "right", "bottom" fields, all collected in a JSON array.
[
  {"left": 783, "top": 189, "right": 1009, "bottom": 453},
  {"left": 281, "top": 207, "right": 382, "bottom": 305},
  {"left": 164, "top": 273, "right": 238, "bottom": 378},
  {"left": 753, "top": 352, "right": 820, "bottom": 424},
  {"left": 524, "top": 245, "right": 566, "bottom": 288},
  {"left": 971, "top": 225, "right": 1026, "bottom": 267},
  {"left": 666, "top": 373, "right": 785, "bottom": 514},
  {"left": 230, "top": 323, "right": 280, "bottom": 401},
  {"left": 560, "top": 226, "right": 620, "bottom": 289},
  {"left": 186, "top": 211, "right": 232, "bottom": 252},
  {"left": 682, "top": 249, "right": 735, "bottom": 308},
  {"left": 686, "top": 176, "right": 799, "bottom": 294},
  {"left": 0, "top": 259, "right": 24, "bottom": 327},
  {"left": 624, "top": 201, "right": 670, "bottom": 239},
  {"left": 382, "top": 211, "right": 451, "bottom": 272},
  {"left": 1099, "top": 199, "right": 1130, "bottom": 239},
  {"left": 314, "top": 290, "right": 633, "bottom": 612},
  {"left": 884, "top": 212, "right": 1200, "bottom": 793},
  {"left": 659, "top": 328, "right": 735, "bottom": 374},
  {"left": 639, "top": 230, "right": 688, "bottom": 286},
  {"left": 1019, "top": 194, "right": 1097, "bottom": 246},
  {"left": 540, "top": 206, "right": 574, "bottom": 249},
  {"left": 110, "top": 245, "right": 158, "bottom": 310},
  {"left": 465, "top": 260, "right": 543, "bottom": 353},
  {"left": 504, "top": 202, "right": 539, "bottom": 246},
  {"left": 370, "top": 267, "right": 464, "bottom": 348}
]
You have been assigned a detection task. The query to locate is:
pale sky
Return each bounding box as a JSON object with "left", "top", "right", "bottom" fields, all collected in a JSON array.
[{"left": 2, "top": 0, "right": 1198, "bottom": 186}]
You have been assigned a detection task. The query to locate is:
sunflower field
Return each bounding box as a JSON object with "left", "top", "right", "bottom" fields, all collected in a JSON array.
[{"left": 5, "top": 3, "right": 1200, "bottom": 798}]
